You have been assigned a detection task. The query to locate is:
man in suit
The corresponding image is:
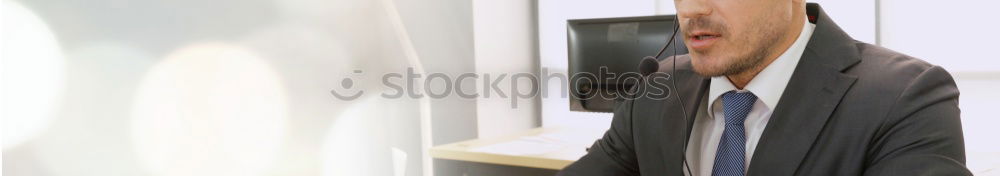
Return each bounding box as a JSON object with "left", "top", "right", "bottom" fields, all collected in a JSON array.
[{"left": 559, "top": 1, "right": 971, "bottom": 176}]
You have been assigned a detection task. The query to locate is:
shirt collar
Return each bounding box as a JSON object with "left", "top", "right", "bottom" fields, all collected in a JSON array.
[{"left": 707, "top": 17, "right": 816, "bottom": 118}]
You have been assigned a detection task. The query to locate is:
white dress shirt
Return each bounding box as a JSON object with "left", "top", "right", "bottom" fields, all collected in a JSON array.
[{"left": 684, "top": 18, "right": 816, "bottom": 176}]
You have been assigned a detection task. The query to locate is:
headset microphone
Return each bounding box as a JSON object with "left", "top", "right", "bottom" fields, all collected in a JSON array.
[
  {"left": 639, "top": 56, "right": 660, "bottom": 77},
  {"left": 633, "top": 15, "right": 693, "bottom": 176}
]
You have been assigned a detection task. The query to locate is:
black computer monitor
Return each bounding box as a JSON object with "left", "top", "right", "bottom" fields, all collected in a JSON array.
[{"left": 567, "top": 15, "right": 688, "bottom": 112}]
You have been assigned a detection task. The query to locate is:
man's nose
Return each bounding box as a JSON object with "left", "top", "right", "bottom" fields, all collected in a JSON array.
[{"left": 675, "top": 0, "right": 712, "bottom": 20}]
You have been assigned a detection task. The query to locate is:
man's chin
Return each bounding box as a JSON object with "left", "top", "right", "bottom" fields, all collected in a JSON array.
[
  {"left": 689, "top": 56, "right": 728, "bottom": 77},
  {"left": 692, "top": 66, "right": 727, "bottom": 77}
]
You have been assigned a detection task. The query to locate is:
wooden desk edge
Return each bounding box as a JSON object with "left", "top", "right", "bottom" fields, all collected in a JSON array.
[{"left": 429, "top": 145, "right": 573, "bottom": 170}]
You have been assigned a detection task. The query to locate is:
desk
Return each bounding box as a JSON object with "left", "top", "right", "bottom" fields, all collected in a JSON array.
[{"left": 429, "top": 128, "right": 605, "bottom": 170}]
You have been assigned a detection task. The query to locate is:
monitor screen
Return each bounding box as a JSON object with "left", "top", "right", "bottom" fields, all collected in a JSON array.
[{"left": 567, "top": 15, "right": 688, "bottom": 112}]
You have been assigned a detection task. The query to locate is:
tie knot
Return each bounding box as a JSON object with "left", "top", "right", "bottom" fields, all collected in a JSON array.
[{"left": 721, "top": 91, "right": 757, "bottom": 124}]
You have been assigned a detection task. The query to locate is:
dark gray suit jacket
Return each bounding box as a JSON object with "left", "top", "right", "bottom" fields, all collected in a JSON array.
[{"left": 559, "top": 3, "right": 970, "bottom": 176}]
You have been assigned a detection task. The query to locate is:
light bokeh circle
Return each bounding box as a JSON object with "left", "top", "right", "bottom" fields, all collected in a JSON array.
[
  {"left": 34, "top": 42, "right": 154, "bottom": 176},
  {"left": 1, "top": 1, "right": 66, "bottom": 149},
  {"left": 131, "top": 43, "right": 288, "bottom": 176}
]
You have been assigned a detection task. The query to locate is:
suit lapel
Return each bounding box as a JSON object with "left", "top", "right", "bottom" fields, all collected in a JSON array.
[
  {"left": 747, "top": 3, "right": 861, "bottom": 175},
  {"left": 745, "top": 56, "right": 857, "bottom": 175}
]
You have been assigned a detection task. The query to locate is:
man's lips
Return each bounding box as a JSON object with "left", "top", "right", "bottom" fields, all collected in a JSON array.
[{"left": 685, "top": 30, "right": 722, "bottom": 51}]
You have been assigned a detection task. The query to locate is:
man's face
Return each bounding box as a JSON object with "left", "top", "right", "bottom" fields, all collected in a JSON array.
[{"left": 675, "top": 0, "right": 798, "bottom": 77}]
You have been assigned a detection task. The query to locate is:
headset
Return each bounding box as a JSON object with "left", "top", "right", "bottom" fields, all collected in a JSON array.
[{"left": 634, "top": 14, "right": 693, "bottom": 176}]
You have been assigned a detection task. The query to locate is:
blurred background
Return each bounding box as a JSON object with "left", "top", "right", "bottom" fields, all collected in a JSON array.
[{"left": 1, "top": 0, "right": 998, "bottom": 175}]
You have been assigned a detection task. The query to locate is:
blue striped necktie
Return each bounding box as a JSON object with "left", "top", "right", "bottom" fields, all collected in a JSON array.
[{"left": 712, "top": 91, "right": 757, "bottom": 176}]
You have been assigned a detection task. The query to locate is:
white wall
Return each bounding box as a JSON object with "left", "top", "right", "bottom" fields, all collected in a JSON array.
[
  {"left": 805, "top": 0, "right": 877, "bottom": 43},
  {"left": 473, "top": 0, "right": 540, "bottom": 138},
  {"left": 880, "top": 0, "right": 1000, "bottom": 72}
]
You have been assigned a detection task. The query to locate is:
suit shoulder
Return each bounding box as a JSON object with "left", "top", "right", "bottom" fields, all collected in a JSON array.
[
  {"left": 848, "top": 42, "right": 952, "bottom": 84},
  {"left": 844, "top": 42, "right": 958, "bottom": 112}
]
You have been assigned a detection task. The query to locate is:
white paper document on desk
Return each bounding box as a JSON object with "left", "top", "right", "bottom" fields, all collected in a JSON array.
[{"left": 469, "top": 137, "right": 565, "bottom": 156}]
